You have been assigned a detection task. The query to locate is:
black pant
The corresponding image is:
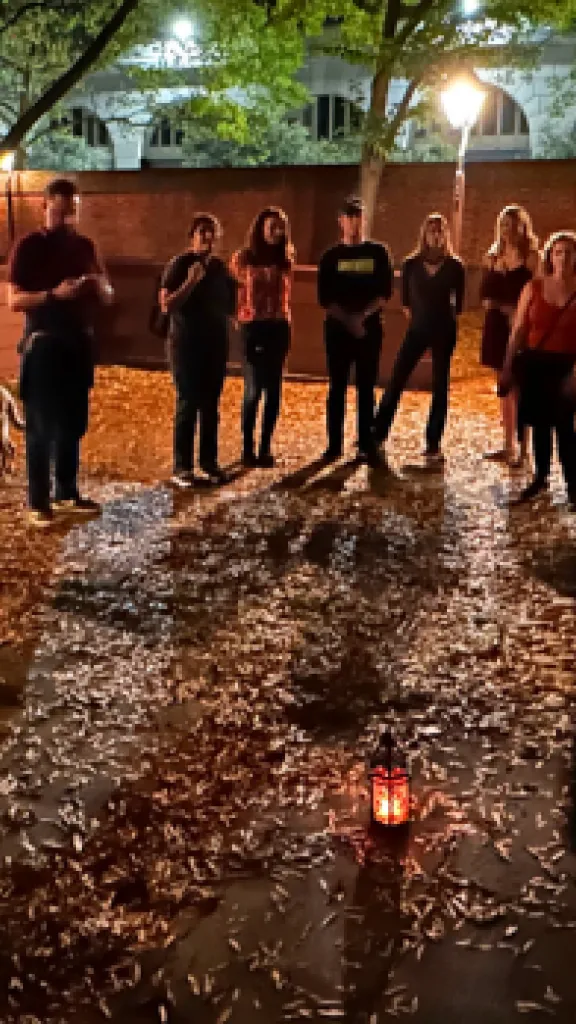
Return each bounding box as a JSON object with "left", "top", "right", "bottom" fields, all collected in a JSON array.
[
  {"left": 374, "top": 322, "right": 457, "bottom": 452},
  {"left": 20, "top": 331, "right": 92, "bottom": 510},
  {"left": 519, "top": 351, "right": 576, "bottom": 495},
  {"left": 324, "top": 317, "right": 382, "bottom": 453},
  {"left": 25, "top": 404, "right": 81, "bottom": 509},
  {"left": 533, "top": 415, "right": 576, "bottom": 494},
  {"left": 242, "top": 320, "right": 290, "bottom": 455},
  {"left": 172, "top": 342, "right": 227, "bottom": 472}
]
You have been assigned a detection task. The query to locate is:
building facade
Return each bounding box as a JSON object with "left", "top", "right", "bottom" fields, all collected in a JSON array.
[{"left": 65, "top": 31, "right": 576, "bottom": 170}]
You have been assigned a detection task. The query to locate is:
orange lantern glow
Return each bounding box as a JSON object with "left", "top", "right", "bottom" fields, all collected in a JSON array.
[{"left": 369, "top": 731, "right": 411, "bottom": 827}]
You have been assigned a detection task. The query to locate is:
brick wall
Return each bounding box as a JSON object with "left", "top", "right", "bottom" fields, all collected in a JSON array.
[
  {"left": 2, "top": 159, "right": 575, "bottom": 382},
  {"left": 1, "top": 160, "right": 575, "bottom": 267}
]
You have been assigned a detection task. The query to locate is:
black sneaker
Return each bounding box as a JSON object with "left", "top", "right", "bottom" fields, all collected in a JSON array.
[
  {"left": 258, "top": 451, "right": 275, "bottom": 468},
  {"left": 360, "top": 448, "right": 386, "bottom": 470},
  {"left": 53, "top": 495, "right": 101, "bottom": 514},
  {"left": 242, "top": 450, "right": 258, "bottom": 468},
  {"left": 200, "top": 463, "right": 229, "bottom": 484},
  {"left": 321, "top": 447, "right": 342, "bottom": 464},
  {"left": 423, "top": 448, "right": 445, "bottom": 465}
]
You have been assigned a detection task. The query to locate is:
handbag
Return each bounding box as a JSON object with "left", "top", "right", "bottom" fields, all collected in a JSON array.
[{"left": 498, "top": 288, "right": 576, "bottom": 398}]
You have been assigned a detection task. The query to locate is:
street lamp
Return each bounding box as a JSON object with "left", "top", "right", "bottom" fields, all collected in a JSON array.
[
  {"left": 171, "top": 17, "right": 194, "bottom": 41},
  {"left": 440, "top": 76, "right": 485, "bottom": 255},
  {"left": 1, "top": 151, "right": 16, "bottom": 249}
]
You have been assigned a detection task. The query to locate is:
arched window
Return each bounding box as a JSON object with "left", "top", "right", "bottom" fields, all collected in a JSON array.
[
  {"left": 300, "top": 94, "right": 364, "bottom": 142},
  {"left": 69, "top": 107, "right": 110, "bottom": 148},
  {"left": 471, "top": 87, "right": 529, "bottom": 139}
]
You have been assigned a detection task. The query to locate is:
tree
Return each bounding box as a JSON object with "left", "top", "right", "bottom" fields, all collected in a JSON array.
[
  {"left": 294, "top": 0, "right": 576, "bottom": 226},
  {"left": 26, "top": 130, "right": 113, "bottom": 169},
  {"left": 0, "top": 0, "right": 179, "bottom": 164},
  {"left": 174, "top": 101, "right": 360, "bottom": 166}
]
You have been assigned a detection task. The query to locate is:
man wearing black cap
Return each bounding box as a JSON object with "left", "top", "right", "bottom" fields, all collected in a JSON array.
[{"left": 317, "top": 196, "right": 393, "bottom": 466}]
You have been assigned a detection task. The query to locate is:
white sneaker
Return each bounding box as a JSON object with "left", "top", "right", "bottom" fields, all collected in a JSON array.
[{"left": 170, "top": 471, "right": 194, "bottom": 489}]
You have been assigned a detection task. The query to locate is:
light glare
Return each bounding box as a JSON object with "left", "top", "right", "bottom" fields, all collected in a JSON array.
[
  {"left": 172, "top": 17, "right": 193, "bottom": 41},
  {"left": 441, "top": 78, "right": 485, "bottom": 130}
]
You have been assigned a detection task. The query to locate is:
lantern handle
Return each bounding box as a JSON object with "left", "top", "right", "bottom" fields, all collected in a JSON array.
[{"left": 379, "top": 729, "right": 394, "bottom": 775}]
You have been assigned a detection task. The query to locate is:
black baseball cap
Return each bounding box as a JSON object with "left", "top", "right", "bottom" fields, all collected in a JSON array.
[{"left": 339, "top": 196, "right": 365, "bottom": 217}]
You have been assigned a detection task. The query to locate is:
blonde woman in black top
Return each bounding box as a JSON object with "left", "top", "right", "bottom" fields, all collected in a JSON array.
[
  {"left": 480, "top": 204, "right": 539, "bottom": 467},
  {"left": 373, "top": 213, "right": 465, "bottom": 466}
]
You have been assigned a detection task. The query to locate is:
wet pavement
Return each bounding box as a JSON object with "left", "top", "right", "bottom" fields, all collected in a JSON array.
[{"left": 0, "top": 375, "right": 576, "bottom": 1022}]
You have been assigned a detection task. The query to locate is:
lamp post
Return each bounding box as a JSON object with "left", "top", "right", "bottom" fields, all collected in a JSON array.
[
  {"left": 1, "top": 151, "right": 16, "bottom": 250},
  {"left": 440, "top": 77, "right": 485, "bottom": 256}
]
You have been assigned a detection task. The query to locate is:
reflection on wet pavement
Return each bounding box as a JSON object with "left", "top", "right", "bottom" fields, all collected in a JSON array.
[{"left": 1, "top": 407, "right": 576, "bottom": 1022}]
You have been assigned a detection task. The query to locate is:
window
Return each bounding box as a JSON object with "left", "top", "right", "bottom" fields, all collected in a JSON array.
[
  {"left": 298, "top": 94, "right": 364, "bottom": 142},
  {"left": 317, "top": 95, "right": 330, "bottom": 140},
  {"left": 470, "top": 88, "right": 529, "bottom": 139},
  {"left": 70, "top": 108, "right": 110, "bottom": 148},
  {"left": 149, "top": 119, "right": 185, "bottom": 148},
  {"left": 333, "top": 96, "right": 346, "bottom": 136},
  {"left": 481, "top": 90, "right": 498, "bottom": 136},
  {"left": 160, "top": 118, "right": 172, "bottom": 147},
  {"left": 500, "top": 93, "right": 516, "bottom": 135}
]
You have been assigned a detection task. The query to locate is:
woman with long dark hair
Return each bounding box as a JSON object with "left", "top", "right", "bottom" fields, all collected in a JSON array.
[
  {"left": 230, "top": 208, "right": 294, "bottom": 467},
  {"left": 500, "top": 231, "right": 576, "bottom": 505},
  {"left": 373, "top": 212, "right": 465, "bottom": 466},
  {"left": 480, "top": 204, "right": 538, "bottom": 467}
]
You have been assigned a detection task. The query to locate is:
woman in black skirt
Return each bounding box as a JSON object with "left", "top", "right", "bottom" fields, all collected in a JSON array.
[{"left": 480, "top": 205, "right": 538, "bottom": 467}]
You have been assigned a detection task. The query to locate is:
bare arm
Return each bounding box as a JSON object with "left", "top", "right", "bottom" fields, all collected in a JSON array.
[
  {"left": 8, "top": 277, "right": 83, "bottom": 311},
  {"left": 502, "top": 282, "right": 533, "bottom": 372},
  {"left": 8, "top": 283, "right": 51, "bottom": 312},
  {"left": 89, "top": 272, "right": 114, "bottom": 306}
]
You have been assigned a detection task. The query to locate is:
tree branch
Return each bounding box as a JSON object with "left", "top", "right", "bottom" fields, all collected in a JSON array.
[
  {"left": 382, "top": 73, "right": 421, "bottom": 146},
  {"left": 0, "top": 0, "right": 140, "bottom": 150},
  {"left": 0, "top": 0, "right": 80, "bottom": 36},
  {"left": 383, "top": 0, "right": 402, "bottom": 40}
]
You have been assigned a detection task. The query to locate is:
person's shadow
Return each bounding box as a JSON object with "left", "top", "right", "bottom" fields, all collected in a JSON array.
[
  {"left": 273, "top": 455, "right": 360, "bottom": 495},
  {"left": 342, "top": 834, "right": 408, "bottom": 1022}
]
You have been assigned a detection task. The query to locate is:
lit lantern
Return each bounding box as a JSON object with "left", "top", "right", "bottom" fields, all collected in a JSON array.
[{"left": 368, "top": 730, "right": 411, "bottom": 827}]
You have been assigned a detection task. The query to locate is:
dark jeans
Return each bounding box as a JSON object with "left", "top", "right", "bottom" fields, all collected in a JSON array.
[
  {"left": 324, "top": 317, "right": 382, "bottom": 453},
  {"left": 242, "top": 320, "right": 290, "bottom": 455},
  {"left": 374, "top": 321, "right": 457, "bottom": 451},
  {"left": 25, "top": 403, "right": 81, "bottom": 509},
  {"left": 172, "top": 341, "right": 227, "bottom": 472},
  {"left": 20, "top": 331, "right": 92, "bottom": 510}
]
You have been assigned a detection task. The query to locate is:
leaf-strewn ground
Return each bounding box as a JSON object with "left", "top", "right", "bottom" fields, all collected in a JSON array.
[{"left": 0, "top": 316, "right": 575, "bottom": 1023}]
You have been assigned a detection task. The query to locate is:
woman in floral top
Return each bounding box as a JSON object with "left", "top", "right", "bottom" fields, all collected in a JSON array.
[{"left": 230, "top": 207, "right": 294, "bottom": 467}]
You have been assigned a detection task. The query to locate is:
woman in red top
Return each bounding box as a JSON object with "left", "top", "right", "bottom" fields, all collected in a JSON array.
[
  {"left": 501, "top": 231, "right": 576, "bottom": 504},
  {"left": 230, "top": 208, "right": 294, "bottom": 467}
]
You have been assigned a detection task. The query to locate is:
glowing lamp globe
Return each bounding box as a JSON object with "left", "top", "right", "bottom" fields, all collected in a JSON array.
[
  {"left": 369, "top": 730, "right": 410, "bottom": 827},
  {"left": 0, "top": 152, "right": 15, "bottom": 172},
  {"left": 440, "top": 78, "right": 485, "bottom": 131},
  {"left": 172, "top": 18, "right": 194, "bottom": 41}
]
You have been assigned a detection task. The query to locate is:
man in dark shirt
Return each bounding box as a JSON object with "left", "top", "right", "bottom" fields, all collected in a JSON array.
[
  {"left": 373, "top": 212, "right": 465, "bottom": 466},
  {"left": 318, "top": 196, "right": 393, "bottom": 467},
  {"left": 160, "top": 214, "right": 237, "bottom": 486},
  {"left": 8, "top": 177, "right": 113, "bottom": 527}
]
